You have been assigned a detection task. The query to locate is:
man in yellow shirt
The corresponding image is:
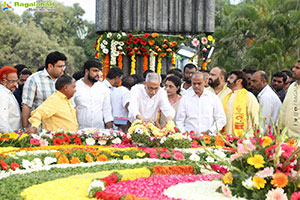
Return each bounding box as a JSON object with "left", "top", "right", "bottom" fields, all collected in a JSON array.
[
  {"left": 278, "top": 60, "right": 300, "bottom": 137},
  {"left": 208, "top": 66, "right": 232, "bottom": 102},
  {"left": 27, "top": 74, "right": 78, "bottom": 133},
  {"left": 223, "top": 70, "right": 259, "bottom": 137}
]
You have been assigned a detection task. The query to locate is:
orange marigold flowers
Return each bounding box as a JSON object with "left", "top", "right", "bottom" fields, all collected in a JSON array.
[
  {"left": 70, "top": 157, "right": 80, "bottom": 164},
  {"left": 148, "top": 40, "right": 155, "bottom": 46},
  {"left": 62, "top": 148, "right": 70, "bottom": 155},
  {"left": 215, "top": 135, "right": 225, "bottom": 147},
  {"left": 247, "top": 155, "right": 265, "bottom": 169},
  {"left": 222, "top": 172, "right": 233, "bottom": 184},
  {"left": 97, "top": 155, "right": 108, "bottom": 162},
  {"left": 57, "top": 156, "right": 69, "bottom": 164},
  {"left": 85, "top": 154, "right": 93, "bottom": 163},
  {"left": 287, "top": 138, "right": 296, "bottom": 145},
  {"left": 271, "top": 172, "right": 289, "bottom": 188},
  {"left": 53, "top": 152, "right": 62, "bottom": 157},
  {"left": 151, "top": 33, "right": 159, "bottom": 38},
  {"left": 253, "top": 176, "right": 266, "bottom": 189},
  {"left": 203, "top": 135, "right": 211, "bottom": 145},
  {"left": 162, "top": 44, "right": 168, "bottom": 48},
  {"left": 91, "top": 150, "right": 100, "bottom": 156}
]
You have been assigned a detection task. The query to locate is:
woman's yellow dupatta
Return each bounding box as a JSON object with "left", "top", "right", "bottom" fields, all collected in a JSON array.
[{"left": 222, "top": 89, "right": 248, "bottom": 136}]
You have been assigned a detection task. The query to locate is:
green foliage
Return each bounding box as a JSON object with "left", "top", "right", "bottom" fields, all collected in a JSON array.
[
  {"left": 213, "top": 0, "right": 300, "bottom": 74},
  {"left": 131, "top": 132, "right": 191, "bottom": 148},
  {"left": 88, "top": 187, "right": 103, "bottom": 198}
]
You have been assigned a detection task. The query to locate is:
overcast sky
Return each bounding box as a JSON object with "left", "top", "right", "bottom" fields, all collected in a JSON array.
[{"left": 4, "top": 0, "right": 96, "bottom": 22}]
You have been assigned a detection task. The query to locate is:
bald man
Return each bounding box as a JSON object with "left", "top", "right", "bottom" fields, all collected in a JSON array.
[
  {"left": 176, "top": 72, "right": 226, "bottom": 136},
  {"left": 251, "top": 71, "right": 282, "bottom": 127}
]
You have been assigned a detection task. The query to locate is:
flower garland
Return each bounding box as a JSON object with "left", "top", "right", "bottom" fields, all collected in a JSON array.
[
  {"left": 156, "top": 56, "right": 162, "bottom": 75},
  {"left": 118, "top": 51, "right": 123, "bottom": 69},
  {"left": 130, "top": 54, "right": 136, "bottom": 75},
  {"left": 143, "top": 54, "right": 148, "bottom": 72},
  {"left": 149, "top": 52, "right": 156, "bottom": 71},
  {"left": 103, "top": 54, "right": 110, "bottom": 80},
  {"left": 151, "top": 165, "right": 194, "bottom": 175},
  {"left": 94, "top": 32, "right": 216, "bottom": 73},
  {"left": 101, "top": 174, "right": 221, "bottom": 200},
  {"left": 21, "top": 167, "right": 152, "bottom": 200},
  {"left": 171, "top": 52, "right": 176, "bottom": 69}
]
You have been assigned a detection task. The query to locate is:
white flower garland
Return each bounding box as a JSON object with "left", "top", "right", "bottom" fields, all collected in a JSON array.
[
  {"left": 163, "top": 180, "right": 246, "bottom": 200},
  {"left": 0, "top": 159, "right": 172, "bottom": 180},
  {"left": 149, "top": 52, "right": 156, "bottom": 71}
]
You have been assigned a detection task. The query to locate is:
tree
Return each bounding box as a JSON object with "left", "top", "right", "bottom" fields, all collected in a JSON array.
[
  {"left": 212, "top": 0, "right": 300, "bottom": 75},
  {"left": 0, "top": 1, "right": 96, "bottom": 72}
]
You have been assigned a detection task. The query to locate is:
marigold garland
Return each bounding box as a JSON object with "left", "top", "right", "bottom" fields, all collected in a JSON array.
[
  {"left": 143, "top": 54, "right": 148, "bottom": 72},
  {"left": 130, "top": 54, "right": 136, "bottom": 75},
  {"left": 21, "top": 167, "right": 151, "bottom": 200},
  {"left": 70, "top": 157, "right": 81, "bottom": 164},
  {"left": 151, "top": 165, "right": 194, "bottom": 176},
  {"left": 171, "top": 52, "right": 176, "bottom": 68},
  {"left": 157, "top": 56, "right": 162, "bottom": 75},
  {"left": 118, "top": 51, "right": 123, "bottom": 69},
  {"left": 103, "top": 54, "right": 110, "bottom": 80}
]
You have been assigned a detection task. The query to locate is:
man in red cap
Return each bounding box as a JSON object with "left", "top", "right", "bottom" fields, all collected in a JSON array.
[{"left": 0, "top": 66, "right": 22, "bottom": 132}]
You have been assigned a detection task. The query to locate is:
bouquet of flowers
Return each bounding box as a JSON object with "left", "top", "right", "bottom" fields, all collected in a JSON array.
[{"left": 203, "top": 128, "right": 300, "bottom": 200}]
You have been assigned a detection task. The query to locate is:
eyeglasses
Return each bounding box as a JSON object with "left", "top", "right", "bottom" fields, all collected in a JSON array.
[
  {"left": 5, "top": 79, "right": 18, "bottom": 84},
  {"left": 55, "top": 65, "right": 66, "bottom": 70}
]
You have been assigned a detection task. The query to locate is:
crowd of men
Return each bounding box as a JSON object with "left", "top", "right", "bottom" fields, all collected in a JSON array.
[{"left": 0, "top": 51, "right": 299, "bottom": 138}]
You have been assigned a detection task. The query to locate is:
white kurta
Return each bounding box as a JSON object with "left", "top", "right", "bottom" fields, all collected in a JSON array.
[
  {"left": 73, "top": 79, "right": 113, "bottom": 129},
  {"left": 0, "top": 84, "right": 22, "bottom": 132},
  {"left": 176, "top": 88, "right": 226, "bottom": 135},
  {"left": 111, "top": 86, "right": 130, "bottom": 118},
  {"left": 128, "top": 84, "right": 175, "bottom": 122},
  {"left": 257, "top": 85, "right": 282, "bottom": 126}
]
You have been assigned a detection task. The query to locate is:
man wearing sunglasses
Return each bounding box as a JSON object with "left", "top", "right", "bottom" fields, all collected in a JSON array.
[
  {"left": 22, "top": 51, "right": 67, "bottom": 130},
  {"left": 0, "top": 66, "right": 22, "bottom": 132}
]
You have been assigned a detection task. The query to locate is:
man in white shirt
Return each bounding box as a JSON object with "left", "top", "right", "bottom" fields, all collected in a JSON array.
[
  {"left": 251, "top": 71, "right": 282, "bottom": 127},
  {"left": 103, "top": 67, "right": 123, "bottom": 91},
  {"left": 128, "top": 72, "right": 175, "bottom": 123},
  {"left": 176, "top": 72, "right": 226, "bottom": 135},
  {"left": 73, "top": 60, "right": 113, "bottom": 129},
  {"left": 181, "top": 63, "right": 197, "bottom": 95},
  {"left": 111, "top": 75, "right": 137, "bottom": 131},
  {"left": 0, "top": 66, "right": 22, "bottom": 132}
]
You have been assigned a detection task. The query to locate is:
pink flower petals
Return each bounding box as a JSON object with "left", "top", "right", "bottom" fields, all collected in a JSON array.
[{"left": 104, "top": 174, "right": 221, "bottom": 200}]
